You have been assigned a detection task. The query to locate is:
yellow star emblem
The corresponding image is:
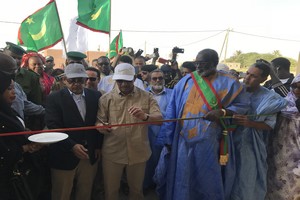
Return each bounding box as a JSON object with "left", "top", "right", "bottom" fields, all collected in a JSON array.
[{"left": 26, "top": 17, "right": 34, "bottom": 24}]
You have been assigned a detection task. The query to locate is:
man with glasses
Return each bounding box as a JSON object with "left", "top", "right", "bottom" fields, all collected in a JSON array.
[
  {"left": 85, "top": 67, "right": 100, "bottom": 91},
  {"left": 96, "top": 63, "right": 162, "bottom": 200},
  {"left": 143, "top": 69, "right": 173, "bottom": 193},
  {"left": 96, "top": 56, "right": 113, "bottom": 79},
  {"left": 45, "top": 63, "right": 102, "bottom": 200},
  {"left": 155, "top": 49, "right": 249, "bottom": 200}
]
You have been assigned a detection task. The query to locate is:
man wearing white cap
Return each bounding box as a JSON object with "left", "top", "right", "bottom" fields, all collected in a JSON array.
[
  {"left": 96, "top": 63, "right": 162, "bottom": 200},
  {"left": 45, "top": 63, "right": 102, "bottom": 200}
]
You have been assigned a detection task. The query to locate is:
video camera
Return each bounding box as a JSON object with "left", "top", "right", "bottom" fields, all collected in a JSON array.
[
  {"left": 122, "top": 47, "right": 134, "bottom": 56},
  {"left": 172, "top": 46, "right": 184, "bottom": 54},
  {"left": 54, "top": 73, "right": 65, "bottom": 81}
]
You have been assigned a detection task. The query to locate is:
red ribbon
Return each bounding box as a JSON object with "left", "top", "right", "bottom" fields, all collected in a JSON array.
[{"left": 0, "top": 116, "right": 204, "bottom": 137}]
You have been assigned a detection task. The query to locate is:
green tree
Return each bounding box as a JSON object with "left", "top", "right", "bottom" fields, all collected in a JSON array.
[{"left": 225, "top": 51, "right": 297, "bottom": 74}]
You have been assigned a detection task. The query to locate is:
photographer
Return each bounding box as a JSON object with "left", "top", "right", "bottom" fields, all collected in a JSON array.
[
  {"left": 50, "top": 68, "right": 66, "bottom": 93},
  {"left": 160, "top": 64, "right": 179, "bottom": 89},
  {"left": 170, "top": 47, "right": 185, "bottom": 80}
]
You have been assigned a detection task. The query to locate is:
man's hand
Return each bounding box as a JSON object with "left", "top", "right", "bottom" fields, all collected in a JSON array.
[
  {"left": 268, "top": 62, "right": 281, "bottom": 84},
  {"left": 128, "top": 106, "right": 147, "bottom": 120},
  {"left": 22, "top": 143, "right": 45, "bottom": 153},
  {"left": 233, "top": 114, "right": 250, "bottom": 126},
  {"left": 204, "top": 109, "right": 224, "bottom": 122},
  {"left": 96, "top": 122, "right": 112, "bottom": 133},
  {"left": 72, "top": 144, "right": 89, "bottom": 159}
]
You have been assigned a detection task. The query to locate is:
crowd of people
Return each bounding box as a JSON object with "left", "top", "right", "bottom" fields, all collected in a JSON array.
[{"left": 0, "top": 42, "right": 299, "bottom": 200}]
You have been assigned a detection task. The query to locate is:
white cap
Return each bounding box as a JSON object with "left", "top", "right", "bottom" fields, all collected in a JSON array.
[
  {"left": 112, "top": 63, "right": 135, "bottom": 81},
  {"left": 217, "top": 63, "right": 229, "bottom": 72},
  {"left": 65, "top": 63, "right": 88, "bottom": 79}
]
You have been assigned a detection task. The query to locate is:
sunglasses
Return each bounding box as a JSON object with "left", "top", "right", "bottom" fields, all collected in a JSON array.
[
  {"left": 86, "top": 77, "right": 97, "bottom": 82},
  {"left": 151, "top": 77, "right": 164, "bottom": 81},
  {"left": 194, "top": 61, "right": 208, "bottom": 68},
  {"left": 98, "top": 62, "right": 109, "bottom": 66},
  {"left": 141, "top": 71, "right": 148, "bottom": 75},
  {"left": 66, "top": 78, "right": 85, "bottom": 84}
]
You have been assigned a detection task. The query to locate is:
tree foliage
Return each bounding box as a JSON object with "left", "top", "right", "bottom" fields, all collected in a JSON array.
[{"left": 224, "top": 50, "right": 297, "bottom": 73}]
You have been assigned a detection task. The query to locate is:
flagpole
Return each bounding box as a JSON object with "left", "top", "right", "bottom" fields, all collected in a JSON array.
[
  {"left": 108, "top": 0, "right": 112, "bottom": 58},
  {"left": 53, "top": 0, "right": 68, "bottom": 57}
]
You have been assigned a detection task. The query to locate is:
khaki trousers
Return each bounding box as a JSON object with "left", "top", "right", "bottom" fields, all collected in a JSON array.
[
  {"left": 102, "top": 158, "right": 146, "bottom": 200},
  {"left": 51, "top": 159, "right": 98, "bottom": 200}
]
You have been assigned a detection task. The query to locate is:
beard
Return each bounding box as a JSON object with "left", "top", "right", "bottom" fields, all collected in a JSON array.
[{"left": 151, "top": 84, "right": 164, "bottom": 91}]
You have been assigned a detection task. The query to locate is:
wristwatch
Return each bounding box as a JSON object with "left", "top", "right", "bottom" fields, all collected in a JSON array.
[{"left": 143, "top": 114, "right": 150, "bottom": 121}]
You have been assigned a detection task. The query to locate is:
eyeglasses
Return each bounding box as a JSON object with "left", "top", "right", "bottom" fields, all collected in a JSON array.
[
  {"left": 141, "top": 71, "right": 148, "bottom": 75},
  {"left": 151, "top": 77, "right": 164, "bottom": 81},
  {"left": 66, "top": 78, "right": 85, "bottom": 84},
  {"left": 194, "top": 61, "right": 208, "bottom": 68},
  {"left": 86, "top": 77, "right": 97, "bottom": 82},
  {"left": 98, "top": 62, "right": 109, "bottom": 66}
]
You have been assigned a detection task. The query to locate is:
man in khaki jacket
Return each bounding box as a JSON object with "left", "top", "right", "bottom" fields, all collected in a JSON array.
[{"left": 96, "top": 63, "right": 162, "bottom": 200}]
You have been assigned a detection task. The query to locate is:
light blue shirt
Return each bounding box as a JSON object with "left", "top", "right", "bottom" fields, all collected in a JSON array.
[
  {"left": 12, "top": 82, "right": 45, "bottom": 119},
  {"left": 68, "top": 89, "right": 86, "bottom": 120}
]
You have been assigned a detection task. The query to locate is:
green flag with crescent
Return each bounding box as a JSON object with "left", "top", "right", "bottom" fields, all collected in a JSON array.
[
  {"left": 17, "top": 0, "right": 63, "bottom": 52},
  {"left": 107, "top": 30, "right": 123, "bottom": 59},
  {"left": 77, "top": 0, "right": 111, "bottom": 33}
]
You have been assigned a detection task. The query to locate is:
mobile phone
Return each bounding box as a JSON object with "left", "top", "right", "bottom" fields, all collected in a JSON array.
[{"left": 135, "top": 49, "right": 143, "bottom": 57}]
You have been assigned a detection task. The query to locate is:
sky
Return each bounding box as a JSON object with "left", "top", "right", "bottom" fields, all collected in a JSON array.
[{"left": 0, "top": 0, "right": 300, "bottom": 64}]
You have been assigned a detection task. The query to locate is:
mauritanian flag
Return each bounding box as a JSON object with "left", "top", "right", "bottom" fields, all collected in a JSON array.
[
  {"left": 108, "top": 30, "right": 123, "bottom": 59},
  {"left": 77, "top": 0, "right": 111, "bottom": 33},
  {"left": 17, "top": 0, "right": 63, "bottom": 52}
]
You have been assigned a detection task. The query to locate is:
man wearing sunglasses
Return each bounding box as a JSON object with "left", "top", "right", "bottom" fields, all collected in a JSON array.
[
  {"left": 143, "top": 69, "right": 173, "bottom": 192},
  {"left": 45, "top": 63, "right": 102, "bottom": 200},
  {"left": 96, "top": 56, "right": 113, "bottom": 79},
  {"left": 85, "top": 67, "right": 100, "bottom": 91},
  {"left": 155, "top": 49, "right": 249, "bottom": 200}
]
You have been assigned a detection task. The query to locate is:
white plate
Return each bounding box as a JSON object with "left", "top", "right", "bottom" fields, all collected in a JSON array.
[
  {"left": 28, "top": 132, "right": 68, "bottom": 144},
  {"left": 293, "top": 168, "right": 300, "bottom": 177}
]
